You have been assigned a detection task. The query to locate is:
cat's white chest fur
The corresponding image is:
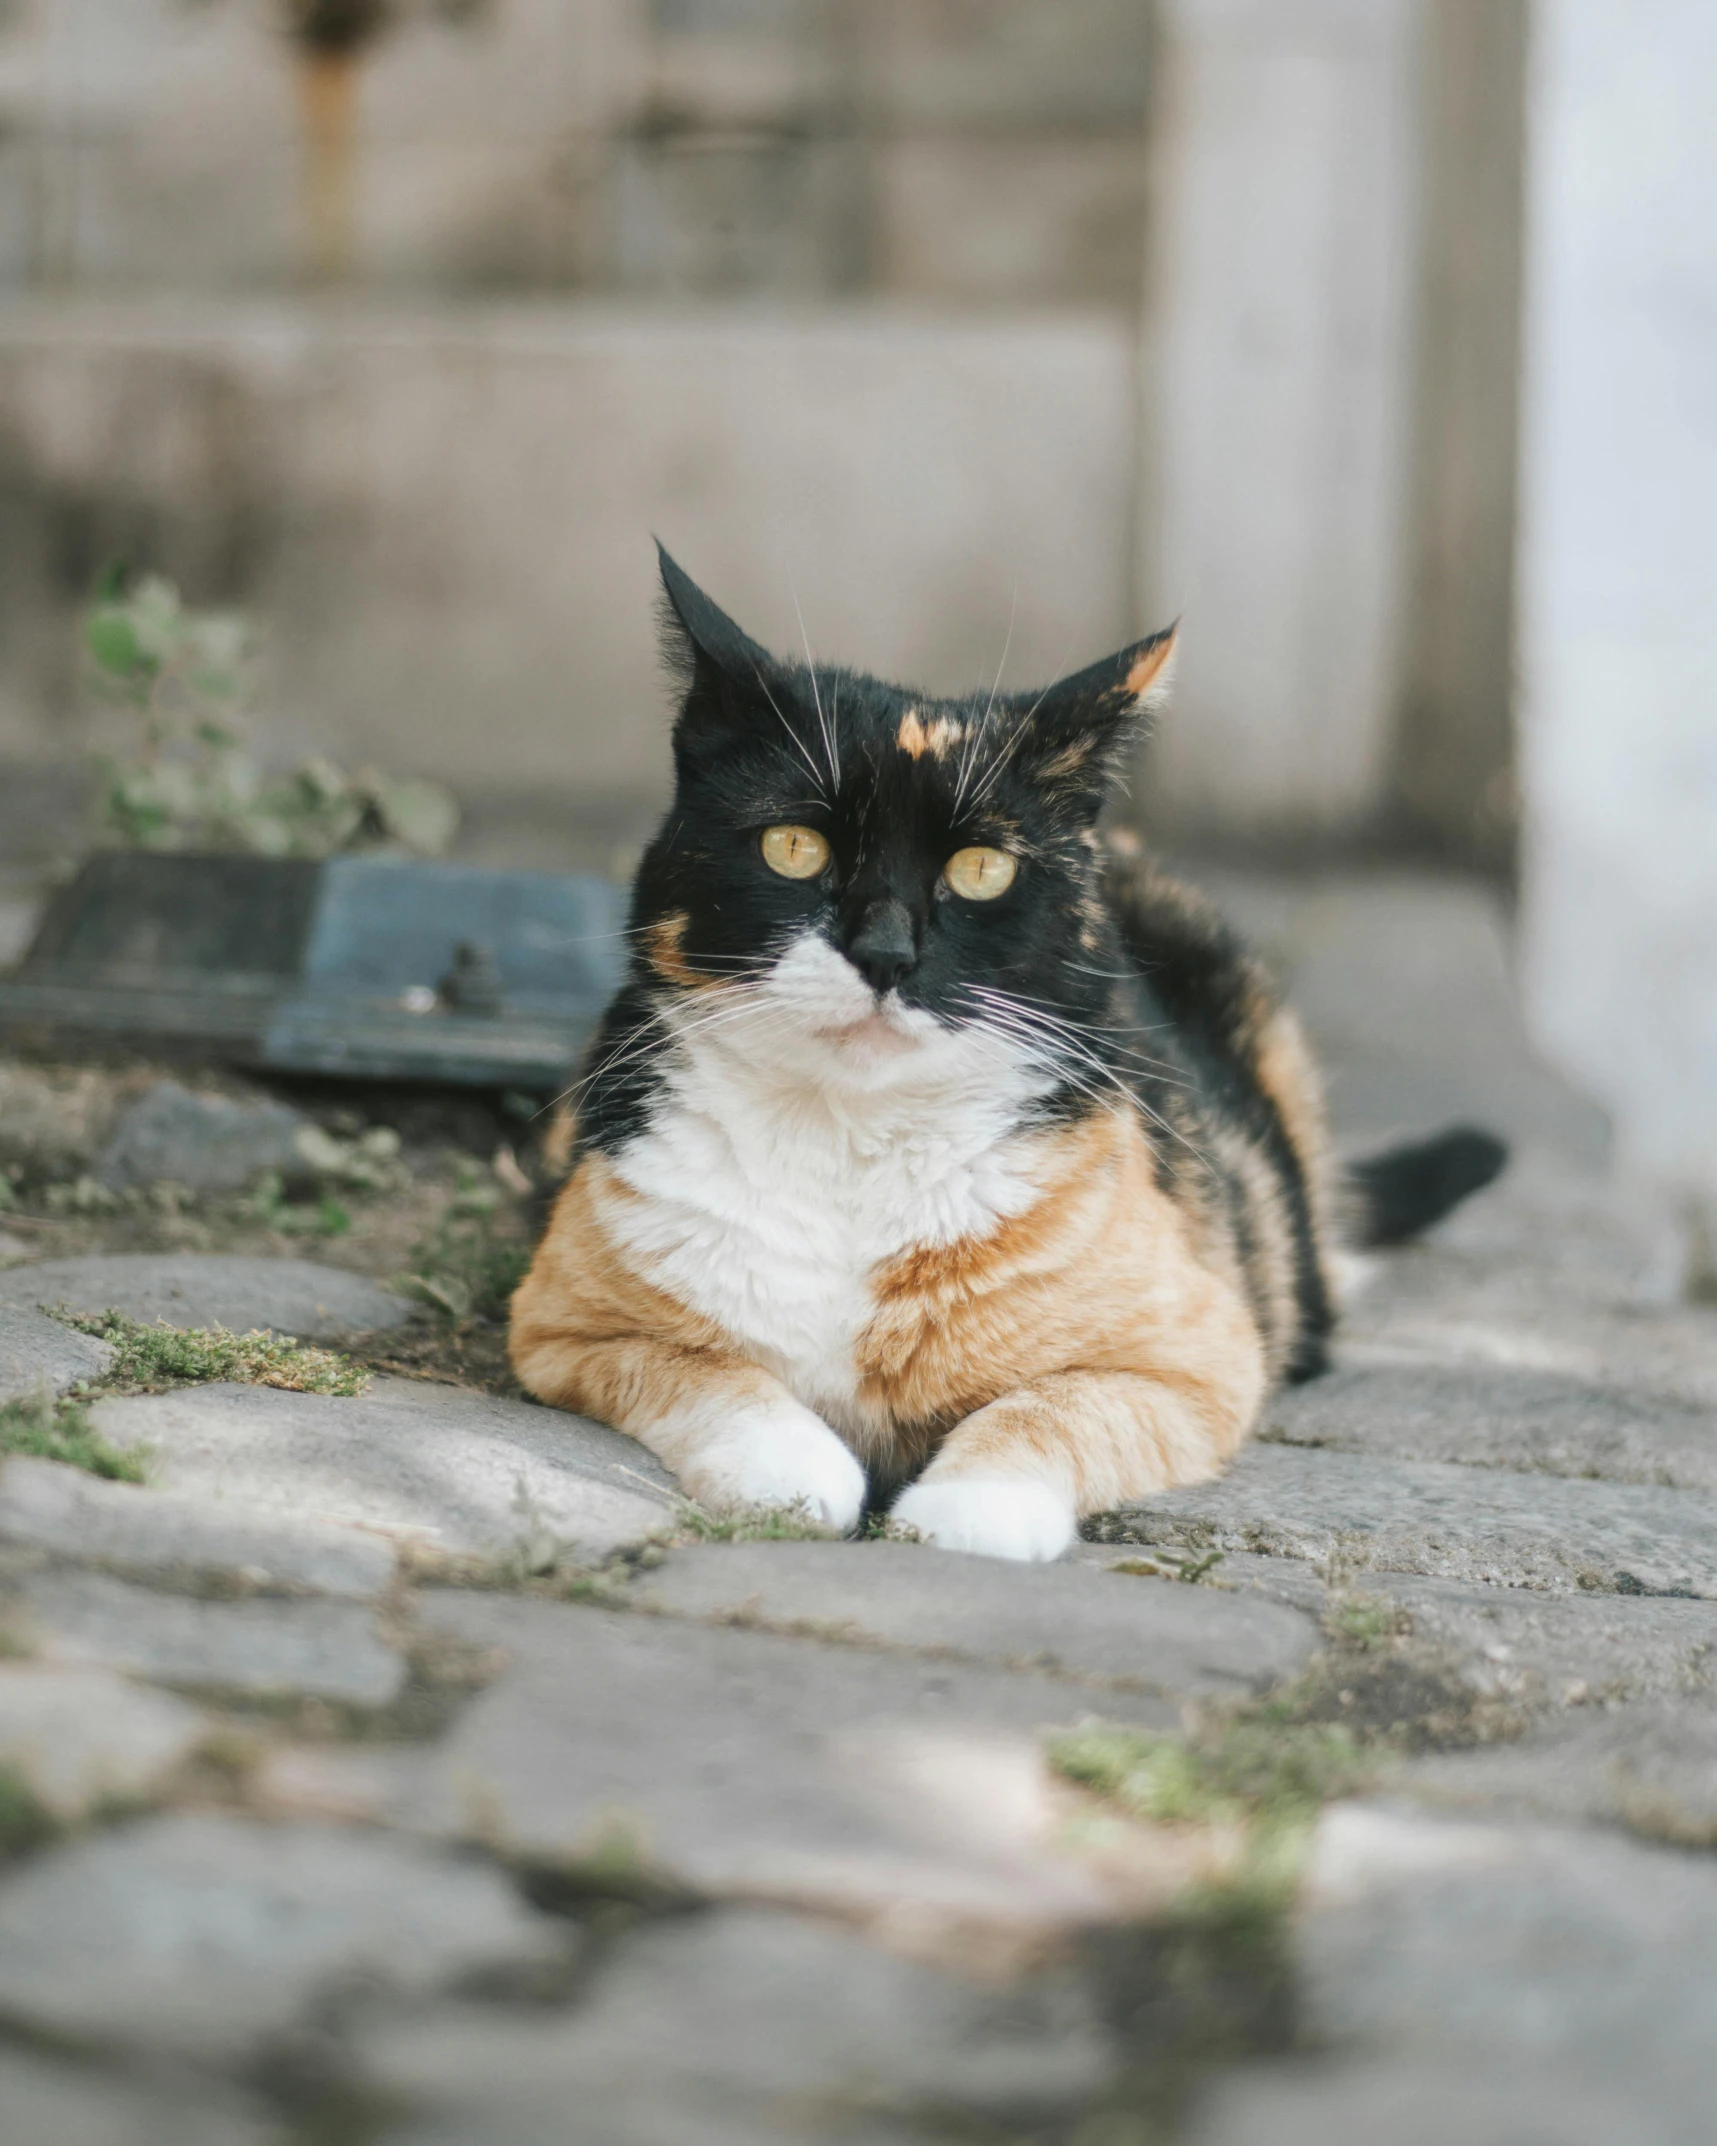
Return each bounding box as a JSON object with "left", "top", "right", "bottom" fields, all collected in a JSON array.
[{"left": 601, "top": 940, "right": 1049, "bottom": 1452}]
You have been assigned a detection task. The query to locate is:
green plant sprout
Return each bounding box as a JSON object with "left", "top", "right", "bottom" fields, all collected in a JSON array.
[{"left": 84, "top": 571, "right": 458, "bottom": 858}]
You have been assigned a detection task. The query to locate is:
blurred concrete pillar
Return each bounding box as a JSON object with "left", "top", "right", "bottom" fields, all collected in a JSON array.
[
  {"left": 1520, "top": 2, "right": 1717, "bottom": 1241},
  {"left": 1137, "top": 0, "right": 1423, "bottom": 844},
  {"left": 1391, "top": 0, "right": 1528, "bottom": 872}
]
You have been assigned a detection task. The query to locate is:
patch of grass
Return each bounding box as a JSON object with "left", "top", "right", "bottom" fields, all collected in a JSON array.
[
  {"left": 1052, "top": 1715, "right": 1374, "bottom": 1837},
  {"left": 402, "top": 1165, "right": 530, "bottom": 1322},
  {"left": 0, "top": 1765, "right": 55, "bottom": 1861},
  {"left": 0, "top": 1391, "right": 148, "bottom": 1482},
  {"left": 1325, "top": 1590, "right": 1411, "bottom": 1651},
  {"left": 248, "top": 1171, "right": 352, "bottom": 1239},
  {"left": 1110, "top": 1548, "right": 1227, "bottom": 1585},
  {"left": 57, "top": 1308, "right": 369, "bottom": 1396},
  {"left": 860, "top": 1510, "right": 923, "bottom": 1544},
  {"left": 672, "top": 1501, "right": 840, "bottom": 1544},
  {"left": 1050, "top": 1705, "right": 1378, "bottom": 1928}
]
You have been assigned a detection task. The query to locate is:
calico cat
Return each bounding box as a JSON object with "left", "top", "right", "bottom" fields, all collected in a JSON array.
[{"left": 509, "top": 548, "right": 1505, "bottom": 1562}]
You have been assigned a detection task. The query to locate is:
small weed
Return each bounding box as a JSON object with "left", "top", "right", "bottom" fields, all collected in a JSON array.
[
  {"left": 0, "top": 1765, "right": 55, "bottom": 1861},
  {"left": 1325, "top": 1591, "right": 1410, "bottom": 1651},
  {"left": 673, "top": 1501, "right": 840, "bottom": 1544},
  {"left": 1052, "top": 1716, "right": 1373, "bottom": 1836},
  {"left": 42, "top": 1175, "right": 121, "bottom": 1218},
  {"left": 0, "top": 1391, "right": 148, "bottom": 1482},
  {"left": 860, "top": 1511, "right": 923, "bottom": 1544},
  {"left": 248, "top": 1171, "right": 352, "bottom": 1239},
  {"left": 402, "top": 1165, "right": 530, "bottom": 1322},
  {"left": 84, "top": 569, "right": 458, "bottom": 859},
  {"left": 57, "top": 1308, "right": 369, "bottom": 1396},
  {"left": 1050, "top": 1707, "right": 1378, "bottom": 1923},
  {"left": 1111, "top": 1548, "right": 1227, "bottom": 1585}
]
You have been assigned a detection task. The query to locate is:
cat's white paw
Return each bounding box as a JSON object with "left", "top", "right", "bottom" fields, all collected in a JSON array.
[
  {"left": 681, "top": 1407, "right": 866, "bottom": 1534},
  {"left": 891, "top": 1473, "right": 1075, "bottom": 1562}
]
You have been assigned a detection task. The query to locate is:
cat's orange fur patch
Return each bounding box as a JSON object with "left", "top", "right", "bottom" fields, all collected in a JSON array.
[
  {"left": 644, "top": 911, "right": 716, "bottom": 992},
  {"left": 1124, "top": 633, "right": 1177, "bottom": 701},
  {"left": 854, "top": 1103, "right": 1265, "bottom": 1503},
  {"left": 897, "top": 709, "right": 965, "bottom": 759},
  {"left": 511, "top": 1152, "right": 780, "bottom": 1441}
]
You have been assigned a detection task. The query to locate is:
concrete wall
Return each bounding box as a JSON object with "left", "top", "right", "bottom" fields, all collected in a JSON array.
[
  {"left": 1520, "top": 0, "right": 1717, "bottom": 1227},
  {"left": 1137, "top": 0, "right": 1424, "bottom": 842},
  {"left": 0, "top": 0, "right": 1532, "bottom": 866},
  {"left": 0, "top": 0, "right": 1152, "bottom": 305},
  {"left": 0, "top": 302, "right": 1138, "bottom": 809}
]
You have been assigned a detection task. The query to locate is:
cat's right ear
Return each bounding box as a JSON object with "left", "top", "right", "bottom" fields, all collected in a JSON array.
[{"left": 655, "top": 543, "right": 776, "bottom": 697}]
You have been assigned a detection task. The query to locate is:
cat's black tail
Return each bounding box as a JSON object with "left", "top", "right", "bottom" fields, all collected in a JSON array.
[{"left": 1346, "top": 1125, "right": 1508, "bottom": 1247}]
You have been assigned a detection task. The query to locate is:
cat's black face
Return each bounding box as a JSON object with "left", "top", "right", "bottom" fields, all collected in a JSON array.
[{"left": 618, "top": 547, "right": 1176, "bottom": 1097}]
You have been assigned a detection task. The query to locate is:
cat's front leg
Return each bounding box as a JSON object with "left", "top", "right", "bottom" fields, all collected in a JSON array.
[
  {"left": 891, "top": 1368, "right": 1247, "bottom": 1562},
  {"left": 512, "top": 1324, "right": 865, "bottom": 1533}
]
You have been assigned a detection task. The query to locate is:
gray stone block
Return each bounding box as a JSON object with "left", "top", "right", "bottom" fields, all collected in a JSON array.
[
  {"left": 95, "top": 1081, "right": 306, "bottom": 1195},
  {"left": 625, "top": 1538, "right": 1317, "bottom": 1697},
  {"left": 0, "top": 1254, "right": 414, "bottom": 1341},
  {"left": 0, "top": 1663, "right": 206, "bottom": 1819},
  {"left": 359, "top": 1908, "right": 1113, "bottom": 2146},
  {"left": 259, "top": 1592, "right": 1180, "bottom": 1942},
  {"left": 20, "top": 1569, "right": 405, "bottom": 1705},
  {"left": 0, "top": 2048, "right": 280, "bottom": 2146},
  {"left": 1185, "top": 2055, "right": 1684, "bottom": 2146},
  {"left": 1294, "top": 1803, "right": 1717, "bottom": 2105},
  {"left": 1094, "top": 1442, "right": 1717, "bottom": 1597},
  {"left": 0, "top": 1456, "right": 397, "bottom": 1598},
  {"left": 1361, "top": 1571, "right": 1717, "bottom": 1712},
  {"left": 0, "top": 1813, "right": 564, "bottom": 2060},
  {"left": 90, "top": 1379, "right": 677, "bottom": 1564},
  {"left": 1267, "top": 1358, "right": 1717, "bottom": 1492},
  {"left": 0, "top": 1303, "right": 112, "bottom": 1402},
  {"left": 1403, "top": 1700, "right": 1717, "bottom": 1841}
]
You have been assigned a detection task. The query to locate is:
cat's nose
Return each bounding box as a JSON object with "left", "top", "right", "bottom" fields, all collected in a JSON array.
[{"left": 847, "top": 899, "right": 917, "bottom": 994}]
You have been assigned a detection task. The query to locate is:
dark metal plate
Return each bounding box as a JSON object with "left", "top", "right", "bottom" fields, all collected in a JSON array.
[{"left": 0, "top": 852, "right": 629, "bottom": 1090}]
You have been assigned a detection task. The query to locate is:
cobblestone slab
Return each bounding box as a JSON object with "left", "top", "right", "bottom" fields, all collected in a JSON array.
[
  {"left": 1075, "top": 1549, "right": 1717, "bottom": 1713},
  {"left": 18, "top": 1569, "right": 405, "bottom": 1704},
  {"left": 1292, "top": 1804, "right": 1717, "bottom": 2110},
  {"left": 622, "top": 1538, "right": 1317, "bottom": 1696},
  {"left": 360, "top": 1907, "right": 1112, "bottom": 2146},
  {"left": 0, "top": 1255, "right": 414, "bottom": 1341},
  {"left": 1359, "top": 1571, "right": 1717, "bottom": 1710},
  {"left": 1093, "top": 1443, "right": 1717, "bottom": 1597},
  {"left": 1185, "top": 2056, "right": 1682, "bottom": 2146},
  {"left": 0, "top": 1303, "right": 112, "bottom": 1401},
  {"left": 96, "top": 1082, "right": 306, "bottom": 1196},
  {"left": 0, "top": 1813, "right": 564, "bottom": 2060},
  {"left": 91, "top": 1380, "right": 677, "bottom": 1563},
  {"left": 0, "top": 2048, "right": 281, "bottom": 2146},
  {"left": 0, "top": 1664, "right": 206, "bottom": 1818},
  {"left": 0, "top": 1457, "right": 397, "bottom": 1598},
  {"left": 1403, "top": 1700, "right": 1717, "bottom": 1840},
  {"left": 260, "top": 1593, "right": 1188, "bottom": 1944},
  {"left": 1268, "top": 1358, "right": 1717, "bottom": 1492}
]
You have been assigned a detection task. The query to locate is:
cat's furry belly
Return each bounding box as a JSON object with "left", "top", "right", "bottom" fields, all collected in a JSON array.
[{"left": 602, "top": 1072, "right": 1045, "bottom": 1449}]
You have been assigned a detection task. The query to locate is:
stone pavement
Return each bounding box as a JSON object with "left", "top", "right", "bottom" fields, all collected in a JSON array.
[{"left": 0, "top": 869, "right": 1713, "bottom": 2145}]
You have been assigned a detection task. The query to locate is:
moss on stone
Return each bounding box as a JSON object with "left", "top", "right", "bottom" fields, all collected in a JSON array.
[
  {"left": 0, "top": 1391, "right": 149, "bottom": 1482},
  {"left": 56, "top": 1307, "right": 368, "bottom": 1397}
]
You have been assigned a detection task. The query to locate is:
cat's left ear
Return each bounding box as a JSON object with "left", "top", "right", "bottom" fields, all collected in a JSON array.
[{"left": 1019, "top": 623, "right": 1178, "bottom": 788}]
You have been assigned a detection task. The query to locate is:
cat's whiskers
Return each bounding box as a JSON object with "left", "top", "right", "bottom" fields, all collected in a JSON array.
[
  {"left": 953, "top": 586, "right": 1018, "bottom": 817},
  {"left": 749, "top": 660, "right": 830, "bottom": 802},
  {"left": 963, "top": 981, "right": 1188, "bottom": 1085},
  {"left": 788, "top": 574, "right": 841, "bottom": 793},
  {"left": 957, "top": 985, "right": 1205, "bottom": 1159}
]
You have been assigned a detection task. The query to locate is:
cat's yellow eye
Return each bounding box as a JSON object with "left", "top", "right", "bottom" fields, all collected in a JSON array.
[
  {"left": 943, "top": 846, "right": 1017, "bottom": 901},
  {"left": 760, "top": 824, "right": 831, "bottom": 880}
]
